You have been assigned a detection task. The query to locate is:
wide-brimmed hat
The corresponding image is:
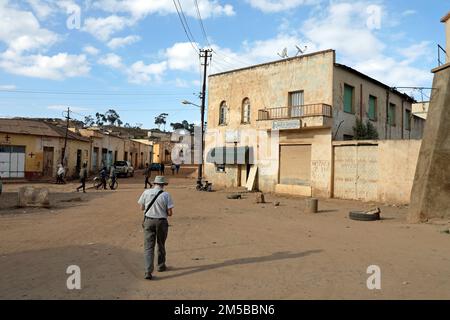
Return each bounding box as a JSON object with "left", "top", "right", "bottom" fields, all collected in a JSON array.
[{"left": 153, "top": 176, "right": 168, "bottom": 185}]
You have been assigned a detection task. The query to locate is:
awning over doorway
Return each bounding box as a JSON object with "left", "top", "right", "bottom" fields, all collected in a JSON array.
[{"left": 206, "top": 146, "right": 254, "bottom": 165}]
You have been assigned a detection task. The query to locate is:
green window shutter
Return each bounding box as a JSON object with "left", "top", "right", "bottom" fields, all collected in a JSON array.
[
  {"left": 389, "top": 103, "right": 396, "bottom": 126},
  {"left": 344, "top": 85, "right": 353, "bottom": 113},
  {"left": 405, "top": 109, "right": 411, "bottom": 130},
  {"left": 368, "top": 96, "right": 376, "bottom": 120}
]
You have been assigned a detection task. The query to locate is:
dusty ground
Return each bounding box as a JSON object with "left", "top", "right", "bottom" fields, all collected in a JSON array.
[{"left": 0, "top": 169, "right": 449, "bottom": 300}]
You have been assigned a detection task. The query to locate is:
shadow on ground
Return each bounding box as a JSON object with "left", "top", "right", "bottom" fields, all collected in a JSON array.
[{"left": 0, "top": 244, "right": 322, "bottom": 299}]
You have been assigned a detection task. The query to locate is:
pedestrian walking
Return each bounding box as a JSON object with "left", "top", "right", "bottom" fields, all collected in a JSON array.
[
  {"left": 170, "top": 163, "right": 175, "bottom": 175},
  {"left": 56, "top": 164, "right": 66, "bottom": 184},
  {"left": 109, "top": 165, "right": 117, "bottom": 190},
  {"left": 175, "top": 163, "right": 181, "bottom": 175},
  {"left": 160, "top": 163, "right": 165, "bottom": 175},
  {"left": 138, "top": 176, "right": 174, "bottom": 280},
  {"left": 144, "top": 163, "right": 152, "bottom": 189},
  {"left": 100, "top": 166, "right": 108, "bottom": 190},
  {"left": 76, "top": 163, "right": 88, "bottom": 193}
]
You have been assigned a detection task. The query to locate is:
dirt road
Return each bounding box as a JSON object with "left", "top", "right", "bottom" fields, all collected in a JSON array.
[{"left": 0, "top": 171, "right": 449, "bottom": 299}]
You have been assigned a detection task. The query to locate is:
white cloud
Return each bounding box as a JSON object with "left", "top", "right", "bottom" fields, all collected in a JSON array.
[
  {"left": 127, "top": 61, "right": 167, "bottom": 84},
  {"left": 26, "top": 0, "right": 54, "bottom": 20},
  {"left": 0, "top": 1, "right": 90, "bottom": 80},
  {"left": 93, "top": 0, "right": 235, "bottom": 19},
  {"left": 82, "top": 15, "right": 134, "bottom": 41},
  {"left": 0, "top": 51, "right": 90, "bottom": 80},
  {"left": 0, "top": 2, "right": 59, "bottom": 53},
  {"left": 83, "top": 45, "right": 100, "bottom": 56},
  {"left": 166, "top": 42, "right": 200, "bottom": 72},
  {"left": 98, "top": 53, "right": 124, "bottom": 69},
  {"left": 246, "top": 0, "right": 319, "bottom": 13},
  {"left": 107, "top": 35, "right": 141, "bottom": 49}
]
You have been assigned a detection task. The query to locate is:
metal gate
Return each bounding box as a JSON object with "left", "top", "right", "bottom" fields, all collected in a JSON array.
[
  {"left": 0, "top": 145, "right": 26, "bottom": 178},
  {"left": 333, "top": 145, "right": 378, "bottom": 201}
]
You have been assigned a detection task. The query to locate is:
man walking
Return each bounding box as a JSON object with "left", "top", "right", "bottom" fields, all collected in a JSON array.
[
  {"left": 76, "top": 163, "right": 88, "bottom": 193},
  {"left": 160, "top": 163, "right": 165, "bottom": 175},
  {"left": 144, "top": 163, "right": 151, "bottom": 189},
  {"left": 138, "top": 176, "right": 174, "bottom": 280}
]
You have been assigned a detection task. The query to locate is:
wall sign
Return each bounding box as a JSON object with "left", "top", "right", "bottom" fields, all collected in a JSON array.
[{"left": 272, "top": 119, "right": 301, "bottom": 130}]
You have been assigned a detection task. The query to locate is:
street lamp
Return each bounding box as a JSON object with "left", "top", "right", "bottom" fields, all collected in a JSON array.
[
  {"left": 182, "top": 99, "right": 204, "bottom": 188},
  {"left": 182, "top": 100, "right": 200, "bottom": 108}
]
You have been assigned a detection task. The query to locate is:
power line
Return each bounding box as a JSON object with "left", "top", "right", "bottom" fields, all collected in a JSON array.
[
  {"left": 194, "top": 0, "right": 211, "bottom": 48},
  {"left": 172, "top": 0, "right": 199, "bottom": 53},
  {"left": 0, "top": 89, "right": 192, "bottom": 96}
]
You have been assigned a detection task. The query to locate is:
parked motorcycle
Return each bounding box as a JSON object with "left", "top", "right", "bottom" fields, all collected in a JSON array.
[{"left": 196, "top": 180, "right": 212, "bottom": 192}]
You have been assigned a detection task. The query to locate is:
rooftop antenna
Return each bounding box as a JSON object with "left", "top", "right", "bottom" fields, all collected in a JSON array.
[
  {"left": 295, "top": 45, "right": 308, "bottom": 56},
  {"left": 277, "top": 48, "right": 288, "bottom": 59}
]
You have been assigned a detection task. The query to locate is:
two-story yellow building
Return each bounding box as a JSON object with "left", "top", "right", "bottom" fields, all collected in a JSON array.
[{"left": 204, "top": 49, "right": 426, "bottom": 201}]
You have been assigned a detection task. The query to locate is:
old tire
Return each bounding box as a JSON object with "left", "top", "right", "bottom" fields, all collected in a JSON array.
[{"left": 349, "top": 211, "right": 380, "bottom": 221}]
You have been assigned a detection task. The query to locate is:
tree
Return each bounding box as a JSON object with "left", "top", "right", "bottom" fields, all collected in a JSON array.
[
  {"left": 155, "top": 113, "right": 169, "bottom": 131},
  {"left": 105, "top": 109, "right": 121, "bottom": 126},
  {"left": 170, "top": 120, "right": 195, "bottom": 133},
  {"left": 95, "top": 112, "right": 106, "bottom": 126},
  {"left": 353, "top": 119, "right": 379, "bottom": 140},
  {"left": 83, "top": 115, "right": 95, "bottom": 127}
]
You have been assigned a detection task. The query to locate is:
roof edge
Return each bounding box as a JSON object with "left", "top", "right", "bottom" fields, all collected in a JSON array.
[{"left": 209, "top": 49, "right": 335, "bottom": 78}]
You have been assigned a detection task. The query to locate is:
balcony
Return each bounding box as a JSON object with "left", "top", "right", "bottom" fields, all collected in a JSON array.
[{"left": 257, "top": 103, "right": 333, "bottom": 130}]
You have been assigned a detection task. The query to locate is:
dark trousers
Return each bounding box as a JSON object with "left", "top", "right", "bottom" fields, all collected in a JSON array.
[
  {"left": 101, "top": 177, "right": 107, "bottom": 189},
  {"left": 143, "top": 218, "right": 168, "bottom": 275},
  {"left": 145, "top": 177, "right": 151, "bottom": 189},
  {"left": 77, "top": 179, "right": 86, "bottom": 192}
]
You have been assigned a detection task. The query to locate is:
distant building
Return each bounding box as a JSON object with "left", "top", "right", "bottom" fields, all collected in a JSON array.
[
  {"left": 412, "top": 101, "right": 429, "bottom": 120},
  {"left": 0, "top": 119, "right": 90, "bottom": 179}
]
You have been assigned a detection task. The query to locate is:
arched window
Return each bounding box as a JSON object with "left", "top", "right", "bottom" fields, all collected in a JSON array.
[
  {"left": 242, "top": 98, "right": 251, "bottom": 124},
  {"left": 219, "top": 101, "right": 228, "bottom": 125}
]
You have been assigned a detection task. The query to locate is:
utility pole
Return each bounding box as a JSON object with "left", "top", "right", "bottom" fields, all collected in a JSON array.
[
  {"left": 61, "top": 107, "right": 71, "bottom": 166},
  {"left": 198, "top": 49, "right": 212, "bottom": 187}
]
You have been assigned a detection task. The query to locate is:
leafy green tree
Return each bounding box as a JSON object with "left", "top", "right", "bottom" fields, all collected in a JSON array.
[
  {"left": 105, "top": 109, "right": 121, "bottom": 126},
  {"left": 83, "top": 115, "right": 95, "bottom": 127}
]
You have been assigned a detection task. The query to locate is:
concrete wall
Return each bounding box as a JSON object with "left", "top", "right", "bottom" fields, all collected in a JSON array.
[
  {"left": 332, "top": 140, "right": 422, "bottom": 204},
  {"left": 332, "top": 66, "right": 424, "bottom": 141}
]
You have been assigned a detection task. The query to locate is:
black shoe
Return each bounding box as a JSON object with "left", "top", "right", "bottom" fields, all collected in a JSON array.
[
  {"left": 157, "top": 265, "right": 167, "bottom": 272},
  {"left": 144, "top": 273, "right": 153, "bottom": 280}
]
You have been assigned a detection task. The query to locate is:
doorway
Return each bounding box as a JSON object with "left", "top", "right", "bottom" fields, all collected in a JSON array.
[{"left": 43, "top": 147, "right": 54, "bottom": 177}]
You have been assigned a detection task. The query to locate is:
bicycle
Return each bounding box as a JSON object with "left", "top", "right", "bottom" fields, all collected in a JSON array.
[{"left": 93, "top": 176, "right": 118, "bottom": 190}]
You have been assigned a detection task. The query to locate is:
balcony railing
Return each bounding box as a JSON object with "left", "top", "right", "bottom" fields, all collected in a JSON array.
[{"left": 258, "top": 103, "right": 332, "bottom": 121}]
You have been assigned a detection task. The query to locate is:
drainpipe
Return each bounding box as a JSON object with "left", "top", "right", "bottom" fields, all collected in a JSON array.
[
  {"left": 360, "top": 84, "right": 363, "bottom": 121},
  {"left": 401, "top": 100, "right": 405, "bottom": 139},
  {"left": 385, "top": 90, "right": 390, "bottom": 139}
]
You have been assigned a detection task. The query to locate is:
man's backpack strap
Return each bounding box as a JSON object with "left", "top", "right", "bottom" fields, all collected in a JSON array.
[{"left": 144, "top": 190, "right": 164, "bottom": 217}]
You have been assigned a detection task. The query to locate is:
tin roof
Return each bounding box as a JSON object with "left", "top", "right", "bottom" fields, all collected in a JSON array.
[{"left": 0, "top": 118, "right": 90, "bottom": 142}]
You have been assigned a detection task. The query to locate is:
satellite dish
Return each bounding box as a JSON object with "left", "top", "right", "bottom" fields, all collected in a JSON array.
[
  {"left": 295, "top": 45, "right": 308, "bottom": 56},
  {"left": 277, "top": 48, "right": 288, "bottom": 59}
]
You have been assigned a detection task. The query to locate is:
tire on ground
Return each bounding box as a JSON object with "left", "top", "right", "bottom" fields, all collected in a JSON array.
[{"left": 349, "top": 211, "right": 380, "bottom": 221}]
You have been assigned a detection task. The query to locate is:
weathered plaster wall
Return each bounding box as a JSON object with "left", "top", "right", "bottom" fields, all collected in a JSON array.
[
  {"left": 409, "top": 64, "right": 450, "bottom": 222},
  {"left": 332, "top": 67, "right": 421, "bottom": 141},
  {"left": 332, "top": 140, "right": 422, "bottom": 204}
]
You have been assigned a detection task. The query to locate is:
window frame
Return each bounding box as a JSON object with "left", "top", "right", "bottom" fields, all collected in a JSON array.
[
  {"left": 388, "top": 103, "right": 396, "bottom": 126},
  {"left": 343, "top": 84, "right": 355, "bottom": 114},
  {"left": 241, "top": 98, "right": 251, "bottom": 124},
  {"left": 219, "top": 101, "right": 228, "bottom": 126},
  {"left": 404, "top": 109, "right": 412, "bottom": 131},
  {"left": 368, "top": 95, "right": 378, "bottom": 121}
]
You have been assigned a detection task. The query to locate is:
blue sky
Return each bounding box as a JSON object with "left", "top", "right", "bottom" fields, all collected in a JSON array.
[{"left": 0, "top": 0, "right": 448, "bottom": 128}]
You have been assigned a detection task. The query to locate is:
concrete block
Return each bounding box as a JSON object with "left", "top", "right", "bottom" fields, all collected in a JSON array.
[
  {"left": 305, "top": 198, "right": 318, "bottom": 213},
  {"left": 18, "top": 187, "right": 51, "bottom": 208}
]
